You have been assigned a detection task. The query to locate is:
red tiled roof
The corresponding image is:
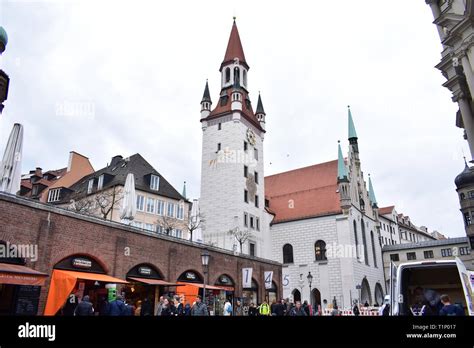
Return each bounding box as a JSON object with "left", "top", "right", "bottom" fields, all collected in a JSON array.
[
  {"left": 265, "top": 160, "right": 341, "bottom": 223},
  {"left": 221, "top": 20, "right": 248, "bottom": 71},
  {"left": 378, "top": 206, "right": 395, "bottom": 216}
]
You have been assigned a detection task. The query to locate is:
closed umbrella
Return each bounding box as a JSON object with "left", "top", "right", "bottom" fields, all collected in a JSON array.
[
  {"left": 120, "top": 173, "right": 136, "bottom": 224},
  {"left": 0, "top": 123, "right": 23, "bottom": 194}
]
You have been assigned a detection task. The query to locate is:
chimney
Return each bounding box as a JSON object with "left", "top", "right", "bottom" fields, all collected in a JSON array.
[
  {"left": 35, "top": 167, "right": 42, "bottom": 177},
  {"left": 110, "top": 155, "right": 123, "bottom": 167}
]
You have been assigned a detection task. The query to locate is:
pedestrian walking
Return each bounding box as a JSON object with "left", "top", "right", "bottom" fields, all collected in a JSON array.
[
  {"left": 62, "top": 294, "right": 78, "bottom": 316},
  {"left": 191, "top": 295, "right": 209, "bottom": 316},
  {"left": 184, "top": 303, "right": 191, "bottom": 316},
  {"left": 108, "top": 295, "right": 126, "bottom": 316},
  {"left": 134, "top": 300, "right": 142, "bottom": 316},
  {"left": 224, "top": 299, "right": 233, "bottom": 316},
  {"left": 289, "top": 301, "right": 307, "bottom": 316},
  {"left": 156, "top": 296, "right": 164, "bottom": 316},
  {"left": 258, "top": 300, "right": 271, "bottom": 316},
  {"left": 234, "top": 300, "right": 243, "bottom": 316},
  {"left": 248, "top": 303, "right": 258, "bottom": 316},
  {"left": 303, "top": 300, "right": 310, "bottom": 316},
  {"left": 270, "top": 299, "right": 278, "bottom": 316},
  {"left": 140, "top": 298, "right": 153, "bottom": 316},
  {"left": 331, "top": 305, "right": 341, "bottom": 316},
  {"left": 353, "top": 303, "right": 360, "bottom": 316},
  {"left": 160, "top": 298, "right": 172, "bottom": 316},
  {"left": 74, "top": 295, "right": 94, "bottom": 316}
]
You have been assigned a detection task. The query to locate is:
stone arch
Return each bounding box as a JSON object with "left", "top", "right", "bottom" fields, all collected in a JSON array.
[
  {"left": 374, "top": 282, "right": 384, "bottom": 306},
  {"left": 53, "top": 253, "right": 110, "bottom": 274},
  {"left": 292, "top": 288, "right": 301, "bottom": 303},
  {"left": 360, "top": 277, "right": 372, "bottom": 305}
]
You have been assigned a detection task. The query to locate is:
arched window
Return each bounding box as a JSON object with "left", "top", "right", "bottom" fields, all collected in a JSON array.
[
  {"left": 314, "top": 240, "right": 327, "bottom": 261},
  {"left": 234, "top": 67, "right": 240, "bottom": 85},
  {"left": 225, "top": 68, "right": 231, "bottom": 83},
  {"left": 282, "top": 244, "right": 294, "bottom": 264},
  {"left": 361, "top": 219, "right": 369, "bottom": 266},
  {"left": 353, "top": 220, "right": 360, "bottom": 260},
  {"left": 243, "top": 69, "right": 247, "bottom": 86},
  {"left": 370, "top": 230, "right": 377, "bottom": 268},
  {"left": 460, "top": 192, "right": 465, "bottom": 200}
]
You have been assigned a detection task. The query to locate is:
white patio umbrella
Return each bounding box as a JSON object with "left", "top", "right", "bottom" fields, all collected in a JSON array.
[
  {"left": 0, "top": 123, "right": 23, "bottom": 194},
  {"left": 120, "top": 173, "right": 136, "bottom": 224}
]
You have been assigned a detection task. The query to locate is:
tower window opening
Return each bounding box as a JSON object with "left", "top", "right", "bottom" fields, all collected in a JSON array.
[{"left": 225, "top": 67, "right": 231, "bottom": 83}]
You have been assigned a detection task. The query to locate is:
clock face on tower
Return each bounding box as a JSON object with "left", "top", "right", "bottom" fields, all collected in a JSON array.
[{"left": 246, "top": 128, "right": 256, "bottom": 146}]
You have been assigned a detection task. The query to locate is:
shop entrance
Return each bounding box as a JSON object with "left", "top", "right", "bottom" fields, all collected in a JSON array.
[
  {"left": 44, "top": 254, "right": 128, "bottom": 316},
  {"left": 242, "top": 278, "right": 259, "bottom": 309},
  {"left": 214, "top": 274, "right": 235, "bottom": 316},
  {"left": 265, "top": 281, "right": 278, "bottom": 304}
]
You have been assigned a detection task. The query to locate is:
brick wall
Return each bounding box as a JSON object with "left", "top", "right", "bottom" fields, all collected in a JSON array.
[{"left": 0, "top": 193, "right": 281, "bottom": 314}]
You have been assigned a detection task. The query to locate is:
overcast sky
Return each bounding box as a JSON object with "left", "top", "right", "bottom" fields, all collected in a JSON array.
[{"left": 0, "top": 0, "right": 467, "bottom": 237}]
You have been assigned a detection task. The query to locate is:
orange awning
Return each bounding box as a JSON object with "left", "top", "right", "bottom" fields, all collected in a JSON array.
[
  {"left": 0, "top": 263, "right": 48, "bottom": 286},
  {"left": 128, "top": 277, "right": 183, "bottom": 286},
  {"left": 177, "top": 282, "right": 224, "bottom": 290},
  {"left": 213, "top": 285, "right": 235, "bottom": 292},
  {"left": 44, "top": 269, "right": 128, "bottom": 316}
]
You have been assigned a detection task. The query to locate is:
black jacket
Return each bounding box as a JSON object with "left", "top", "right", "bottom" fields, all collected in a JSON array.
[
  {"left": 74, "top": 300, "right": 94, "bottom": 316},
  {"left": 248, "top": 307, "right": 258, "bottom": 316},
  {"left": 140, "top": 300, "right": 153, "bottom": 316}
]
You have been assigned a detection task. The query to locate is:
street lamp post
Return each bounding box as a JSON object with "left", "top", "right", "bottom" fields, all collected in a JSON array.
[
  {"left": 201, "top": 249, "right": 210, "bottom": 308},
  {"left": 307, "top": 272, "right": 313, "bottom": 305}
]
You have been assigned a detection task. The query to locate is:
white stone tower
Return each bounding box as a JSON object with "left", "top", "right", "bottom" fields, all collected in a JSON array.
[{"left": 199, "top": 19, "right": 271, "bottom": 258}]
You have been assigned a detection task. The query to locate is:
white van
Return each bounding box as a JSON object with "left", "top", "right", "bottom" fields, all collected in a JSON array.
[{"left": 390, "top": 257, "right": 473, "bottom": 316}]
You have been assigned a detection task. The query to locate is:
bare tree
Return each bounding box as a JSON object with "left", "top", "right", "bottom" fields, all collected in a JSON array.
[
  {"left": 95, "top": 186, "right": 123, "bottom": 220},
  {"left": 187, "top": 213, "right": 205, "bottom": 241},
  {"left": 156, "top": 214, "right": 181, "bottom": 236},
  {"left": 67, "top": 186, "right": 123, "bottom": 221},
  {"left": 228, "top": 226, "right": 252, "bottom": 253}
]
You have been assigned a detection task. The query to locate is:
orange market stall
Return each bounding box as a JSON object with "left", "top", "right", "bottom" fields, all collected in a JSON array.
[{"left": 44, "top": 255, "right": 128, "bottom": 316}]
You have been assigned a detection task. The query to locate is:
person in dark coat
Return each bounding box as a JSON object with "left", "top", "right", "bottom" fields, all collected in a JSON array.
[
  {"left": 62, "top": 294, "right": 78, "bottom": 316},
  {"left": 353, "top": 303, "right": 360, "bottom": 316},
  {"left": 274, "top": 300, "right": 286, "bottom": 316},
  {"left": 160, "top": 298, "right": 172, "bottom": 316},
  {"left": 191, "top": 295, "right": 209, "bottom": 316},
  {"left": 289, "top": 301, "right": 307, "bottom": 316},
  {"left": 108, "top": 295, "right": 126, "bottom": 316},
  {"left": 74, "top": 295, "right": 94, "bottom": 316},
  {"left": 248, "top": 303, "right": 258, "bottom": 316},
  {"left": 98, "top": 297, "right": 110, "bottom": 316},
  {"left": 303, "top": 301, "right": 311, "bottom": 316},
  {"left": 184, "top": 303, "right": 191, "bottom": 316},
  {"left": 140, "top": 298, "right": 153, "bottom": 316}
]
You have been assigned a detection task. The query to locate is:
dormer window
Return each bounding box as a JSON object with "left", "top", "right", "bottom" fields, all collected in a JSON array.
[
  {"left": 97, "top": 174, "right": 104, "bottom": 190},
  {"left": 150, "top": 175, "right": 160, "bottom": 191},
  {"left": 48, "top": 188, "right": 61, "bottom": 202},
  {"left": 87, "top": 179, "right": 94, "bottom": 194}
]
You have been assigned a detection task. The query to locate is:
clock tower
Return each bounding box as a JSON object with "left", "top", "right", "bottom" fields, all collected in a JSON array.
[{"left": 199, "top": 19, "right": 271, "bottom": 258}]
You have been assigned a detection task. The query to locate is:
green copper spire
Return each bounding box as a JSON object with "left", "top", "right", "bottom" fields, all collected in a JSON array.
[
  {"left": 182, "top": 181, "right": 187, "bottom": 199},
  {"left": 368, "top": 174, "right": 378, "bottom": 208},
  {"left": 348, "top": 105, "right": 358, "bottom": 140},
  {"left": 337, "top": 141, "right": 348, "bottom": 182}
]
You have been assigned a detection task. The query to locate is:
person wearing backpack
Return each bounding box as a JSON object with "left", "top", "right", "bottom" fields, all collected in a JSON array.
[{"left": 258, "top": 300, "right": 271, "bottom": 316}]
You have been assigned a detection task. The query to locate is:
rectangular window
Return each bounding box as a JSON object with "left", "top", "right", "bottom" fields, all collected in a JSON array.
[
  {"left": 167, "top": 202, "right": 175, "bottom": 217},
  {"left": 156, "top": 200, "right": 165, "bottom": 215},
  {"left": 150, "top": 175, "right": 160, "bottom": 191},
  {"left": 244, "top": 165, "right": 248, "bottom": 178},
  {"left": 254, "top": 148, "right": 258, "bottom": 161},
  {"left": 132, "top": 221, "right": 143, "bottom": 229},
  {"left": 244, "top": 141, "right": 248, "bottom": 151},
  {"left": 146, "top": 198, "right": 155, "bottom": 213},
  {"left": 423, "top": 250, "right": 434, "bottom": 259},
  {"left": 156, "top": 225, "right": 163, "bottom": 234},
  {"left": 459, "top": 246, "right": 469, "bottom": 255},
  {"left": 144, "top": 223, "right": 155, "bottom": 232},
  {"left": 87, "top": 179, "right": 94, "bottom": 194},
  {"left": 176, "top": 204, "right": 184, "bottom": 220},
  {"left": 256, "top": 217, "right": 260, "bottom": 231},
  {"left": 407, "top": 252, "right": 416, "bottom": 261},
  {"left": 97, "top": 174, "right": 104, "bottom": 190},
  {"left": 218, "top": 123, "right": 222, "bottom": 130},
  {"left": 244, "top": 190, "right": 248, "bottom": 203},
  {"left": 47, "top": 188, "right": 61, "bottom": 202},
  {"left": 441, "top": 248, "right": 452, "bottom": 257},
  {"left": 249, "top": 242, "right": 255, "bottom": 257},
  {"left": 175, "top": 229, "right": 183, "bottom": 238},
  {"left": 217, "top": 143, "right": 221, "bottom": 151},
  {"left": 250, "top": 216, "right": 254, "bottom": 229},
  {"left": 136, "top": 195, "right": 145, "bottom": 211},
  {"left": 254, "top": 172, "right": 259, "bottom": 184},
  {"left": 390, "top": 254, "right": 399, "bottom": 262},
  {"left": 244, "top": 212, "right": 248, "bottom": 227},
  {"left": 255, "top": 195, "right": 259, "bottom": 208}
]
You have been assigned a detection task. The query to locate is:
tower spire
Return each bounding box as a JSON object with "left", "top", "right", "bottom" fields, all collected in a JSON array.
[
  {"left": 256, "top": 92, "right": 265, "bottom": 115},
  {"left": 221, "top": 19, "right": 248, "bottom": 71},
  {"left": 348, "top": 105, "right": 358, "bottom": 140},
  {"left": 337, "top": 141, "right": 348, "bottom": 182},
  {"left": 201, "top": 79, "right": 211, "bottom": 103},
  {"left": 368, "top": 174, "right": 378, "bottom": 208},
  {"left": 182, "top": 181, "right": 187, "bottom": 199}
]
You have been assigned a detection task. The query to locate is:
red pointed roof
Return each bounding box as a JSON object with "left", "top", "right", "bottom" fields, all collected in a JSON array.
[
  {"left": 265, "top": 160, "right": 342, "bottom": 223},
  {"left": 220, "top": 20, "right": 248, "bottom": 71}
]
